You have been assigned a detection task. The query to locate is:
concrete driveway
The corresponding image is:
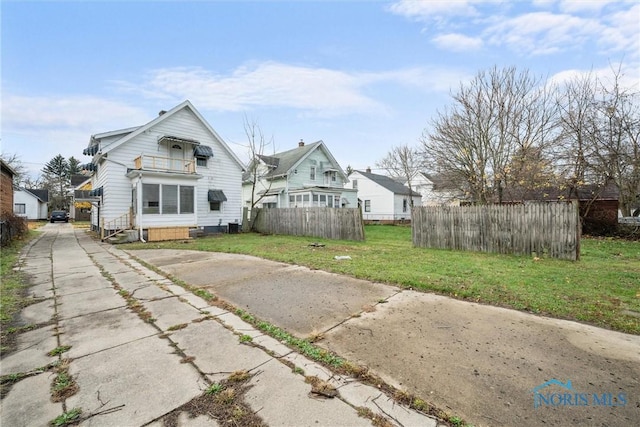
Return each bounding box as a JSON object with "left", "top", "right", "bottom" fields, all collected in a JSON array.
[{"left": 129, "top": 249, "right": 640, "bottom": 427}]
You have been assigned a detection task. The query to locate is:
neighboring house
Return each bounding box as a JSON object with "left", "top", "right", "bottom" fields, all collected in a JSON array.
[
  {"left": 71, "top": 175, "right": 92, "bottom": 221},
  {"left": 13, "top": 187, "right": 49, "bottom": 220},
  {"left": 1, "top": 160, "right": 16, "bottom": 215},
  {"left": 350, "top": 168, "right": 421, "bottom": 223},
  {"left": 242, "top": 140, "right": 357, "bottom": 210},
  {"left": 409, "top": 172, "right": 463, "bottom": 206},
  {"left": 502, "top": 181, "right": 620, "bottom": 234},
  {"left": 79, "top": 100, "right": 245, "bottom": 241}
]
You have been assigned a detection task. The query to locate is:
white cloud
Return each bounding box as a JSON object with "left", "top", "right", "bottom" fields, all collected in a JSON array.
[
  {"left": 1, "top": 96, "right": 150, "bottom": 176},
  {"left": 2, "top": 95, "right": 149, "bottom": 131},
  {"left": 485, "top": 12, "right": 602, "bottom": 55},
  {"left": 115, "top": 63, "right": 384, "bottom": 117},
  {"left": 549, "top": 63, "right": 640, "bottom": 92},
  {"left": 390, "top": 0, "right": 638, "bottom": 59},
  {"left": 432, "top": 33, "right": 483, "bottom": 51},
  {"left": 114, "top": 62, "right": 467, "bottom": 117},
  {"left": 558, "top": 0, "right": 617, "bottom": 13},
  {"left": 388, "top": 0, "right": 482, "bottom": 21}
]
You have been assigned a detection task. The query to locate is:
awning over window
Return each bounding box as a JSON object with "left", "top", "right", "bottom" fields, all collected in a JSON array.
[
  {"left": 158, "top": 135, "right": 201, "bottom": 146},
  {"left": 194, "top": 145, "right": 214, "bottom": 158},
  {"left": 208, "top": 189, "right": 227, "bottom": 202},
  {"left": 89, "top": 187, "right": 103, "bottom": 197},
  {"left": 83, "top": 144, "right": 99, "bottom": 156},
  {"left": 82, "top": 163, "right": 97, "bottom": 171}
]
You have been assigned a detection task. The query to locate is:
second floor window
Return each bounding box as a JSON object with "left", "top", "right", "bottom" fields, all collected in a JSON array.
[
  {"left": 196, "top": 157, "right": 207, "bottom": 167},
  {"left": 310, "top": 166, "right": 316, "bottom": 181}
]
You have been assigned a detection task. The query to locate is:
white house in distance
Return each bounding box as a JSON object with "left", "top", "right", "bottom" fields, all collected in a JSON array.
[
  {"left": 242, "top": 140, "right": 357, "bottom": 210},
  {"left": 350, "top": 168, "right": 421, "bottom": 223},
  {"left": 79, "top": 100, "right": 245, "bottom": 241},
  {"left": 409, "top": 172, "right": 463, "bottom": 206},
  {"left": 14, "top": 187, "right": 49, "bottom": 220}
]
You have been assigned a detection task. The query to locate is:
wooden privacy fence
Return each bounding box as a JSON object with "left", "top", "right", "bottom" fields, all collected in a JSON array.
[
  {"left": 412, "top": 202, "right": 580, "bottom": 260},
  {"left": 252, "top": 207, "right": 365, "bottom": 241}
]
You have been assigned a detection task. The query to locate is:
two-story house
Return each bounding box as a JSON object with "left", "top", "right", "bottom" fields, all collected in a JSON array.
[
  {"left": 80, "top": 100, "right": 245, "bottom": 241},
  {"left": 242, "top": 140, "right": 357, "bottom": 210}
]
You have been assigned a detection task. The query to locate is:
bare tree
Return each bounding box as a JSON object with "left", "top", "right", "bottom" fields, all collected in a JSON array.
[
  {"left": 557, "top": 65, "right": 640, "bottom": 216},
  {"left": 420, "top": 66, "right": 558, "bottom": 204},
  {"left": 243, "top": 116, "right": 275, "bottom": 212},
  {"left": 588, "top": 66, "right": 640, "bottom": 216},
  {"left": 375, "top": 144, "right": 421, "bottom": 207},
  {"left": 0, "top": 153, "right": 28, "bottom": 185}
]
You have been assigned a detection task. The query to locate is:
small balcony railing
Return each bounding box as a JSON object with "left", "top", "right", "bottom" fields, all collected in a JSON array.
[{"left": 133, "top": 155, "right": 195, "bottom": 174}]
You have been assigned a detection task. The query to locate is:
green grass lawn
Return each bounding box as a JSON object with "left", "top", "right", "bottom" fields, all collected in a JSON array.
[{"left": 123, "top": 225, "right": 640, "bottom": 334}]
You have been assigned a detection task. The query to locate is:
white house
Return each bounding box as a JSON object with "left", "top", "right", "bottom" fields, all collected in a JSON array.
[
  {"left": 14, "top": 187, "right": 49, "bottom": 220},
  {"left": 242, "top": 140, "right": 357, "bottom": 210},
  {"left": 80, "top": 100, "right": 245, "bottom": 241},
  {"left": 409, "top": 172, "right": 463, "bottom": 206},
  {"left": 350, "top": 168, "right": 421, "bottom": 223}
]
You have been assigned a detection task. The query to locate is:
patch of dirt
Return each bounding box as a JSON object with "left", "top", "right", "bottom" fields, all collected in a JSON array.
[{"left": 160, "top": 371, "right": 266, "bottom": 427}]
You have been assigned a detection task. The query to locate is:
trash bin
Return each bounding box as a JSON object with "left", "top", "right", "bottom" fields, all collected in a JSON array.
[{"left": 228, "top": 223, "right": 239, "bottom": 234}]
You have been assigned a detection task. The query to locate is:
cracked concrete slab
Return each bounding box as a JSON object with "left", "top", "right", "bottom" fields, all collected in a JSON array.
[
  {"left": 0, "top": 371, "right": 63, "bottom": 427},
  {"left": 56, "top": 288, "right": 126, "bottom": 319},
  {"left": 145, "top": 296, "right": 205, "bottom": 331},
  {"left": 244, "top": 358, "right": 372, "bottom": 427},
  {"left": 67, "top": 335, "right": 205, "bottom": 427},
  {"left": 169, "top": 320, "right": 272, "bottom": 382},
  {"left": 0, "top": 326, "right": 58, "bottom": 375},
  {"left": 19, "top": 299, "right": 55, "bottom": 325},
  {"left": 59, "top": 307, "right": 158, "bottom": 359},
  {"left": 321, "top": 291, "right": 640, "bottom": 427}
]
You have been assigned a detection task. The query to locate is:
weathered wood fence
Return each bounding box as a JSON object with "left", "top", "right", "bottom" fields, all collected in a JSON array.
[
  {"left": 252, "top": 207, "right": 365, "bottom": 241},
  {"left": 412, "top": 202, "right": 581, "bottom": 260}
]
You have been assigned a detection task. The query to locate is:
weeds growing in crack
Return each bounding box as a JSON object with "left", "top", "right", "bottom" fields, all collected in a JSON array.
[
  {"left": 160, "top": 371, "right": 266, "bottom": 427},
  {"left": 51, "top": 359, "right": 78, "bottom": 402},
  {"left": 305, "top": 376, "right": 338, "bottom": 398},
  {"left": 356, "top": 407, "right": 394, "bottom": 427},
  {"left": 47, "top": 345, "right": 71, "bottom": 357},
  {"left": 50, "top": 408, "right": 82, "bottom": 427},
  {"left": 239, "top": 334, "right": 253, "bottom": 343},
  {"left": 167, "top": 323, "right": 188, "bottom": 331}
]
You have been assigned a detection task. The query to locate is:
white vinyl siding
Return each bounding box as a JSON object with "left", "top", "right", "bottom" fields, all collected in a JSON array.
[{"left": 88, "top": 106, "right": 244, "bottom": 229}]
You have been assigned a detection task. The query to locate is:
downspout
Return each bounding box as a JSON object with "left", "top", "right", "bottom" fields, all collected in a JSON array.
[{"left": 137, "top": 172, "right": 146, "bottom": 243}]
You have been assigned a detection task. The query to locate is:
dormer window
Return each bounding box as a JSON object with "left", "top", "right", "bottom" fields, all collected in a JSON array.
[{"left": 172, "top": 144, "right": 182, "bottom": 150}]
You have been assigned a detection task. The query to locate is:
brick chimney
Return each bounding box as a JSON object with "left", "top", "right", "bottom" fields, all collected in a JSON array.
[
  {"left": 298, "top": 139, "right": 304, "bottom": 147},
  {"left": 366, "top": 167, "right": 371, "bottom": 173}
]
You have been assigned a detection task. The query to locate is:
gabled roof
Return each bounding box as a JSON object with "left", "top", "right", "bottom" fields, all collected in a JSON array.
[
  {"left": 246, "top": 140, "right": 346, "bottom": 182},
  {"left": 85, "top": 100, "right": 245, "bottom": 170},
  {"left": 16, "top": 187, "right": 49, "bottom": 202},
  {"left": 1, "top": 159, "right": 17, "bottom": 177},
  {"left": 355, "top": 170, "right": 421, "bottom": 197}
]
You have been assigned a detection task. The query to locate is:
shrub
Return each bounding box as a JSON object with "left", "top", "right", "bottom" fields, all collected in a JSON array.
[{"left": 0, "top": 212, "right": 28, "bottom": 247}]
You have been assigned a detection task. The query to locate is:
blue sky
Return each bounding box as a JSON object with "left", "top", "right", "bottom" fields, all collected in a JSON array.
[{"left": 2, "top": 0, "right": 638, "bottom": 179}]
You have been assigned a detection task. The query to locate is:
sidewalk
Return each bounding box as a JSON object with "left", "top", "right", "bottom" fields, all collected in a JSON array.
[{"left": 1, "top": 224, "right": 443, "bottom": 427}]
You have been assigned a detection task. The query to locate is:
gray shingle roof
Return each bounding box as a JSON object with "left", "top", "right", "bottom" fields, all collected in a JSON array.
[
  {"left": 357, "top": 170, "right": 421, "bottom": 196},
  {"left": 260, "top": 141, "right": 322, "bottom": 178}
]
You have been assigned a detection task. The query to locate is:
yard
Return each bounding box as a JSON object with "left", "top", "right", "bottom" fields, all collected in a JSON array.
[{"left": 124, "top": 225, "right": 640, "bottom": 335}]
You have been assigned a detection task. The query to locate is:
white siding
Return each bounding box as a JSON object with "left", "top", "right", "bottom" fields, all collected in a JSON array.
[
  {"left": 351, "top": 172, "right": 394, "bottom": 220},
  {"left": 13, "top": 189, "right": 46, "bottom": 220},
  {"left": 88, "top": 106, "right": 244, "bottom": 230}
]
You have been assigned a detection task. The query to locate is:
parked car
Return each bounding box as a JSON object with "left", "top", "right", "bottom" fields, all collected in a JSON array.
[{"left": 50, "top": 210, "right": 69, "bottom": 223}]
